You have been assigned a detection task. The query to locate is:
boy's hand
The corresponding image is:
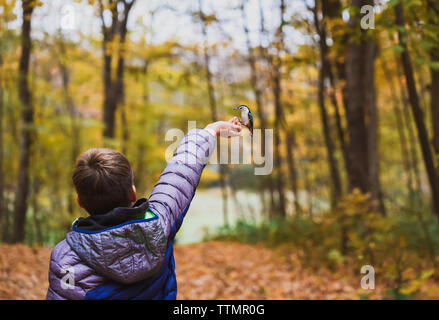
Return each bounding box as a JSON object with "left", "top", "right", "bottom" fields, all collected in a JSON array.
[{"left": 205, "top": 117, "right": 242, "bottom": 137}]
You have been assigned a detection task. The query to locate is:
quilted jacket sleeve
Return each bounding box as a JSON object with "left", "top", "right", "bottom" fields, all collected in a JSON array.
[{"left": 148, "top": 128, "right": 216, "bottom": 238}]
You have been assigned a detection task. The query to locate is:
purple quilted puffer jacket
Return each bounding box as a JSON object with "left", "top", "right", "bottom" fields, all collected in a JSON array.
[{"left": 46, "top": 129, "right": 215, "bottom": 300}]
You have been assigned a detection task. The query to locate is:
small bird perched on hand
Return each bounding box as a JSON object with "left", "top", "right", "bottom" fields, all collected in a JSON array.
[{"left": 234, "top": 105, "right": 253, "bottom": 136}]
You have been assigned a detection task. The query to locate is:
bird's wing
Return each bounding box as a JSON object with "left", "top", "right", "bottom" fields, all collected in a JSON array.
[{"left": 248, "top": 112, "right": 253, "bottom": 134}]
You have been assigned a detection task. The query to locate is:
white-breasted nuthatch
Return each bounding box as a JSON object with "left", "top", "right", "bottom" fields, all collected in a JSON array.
[{"left": 234, "top": 105, "right": 253, "bottom": 136}]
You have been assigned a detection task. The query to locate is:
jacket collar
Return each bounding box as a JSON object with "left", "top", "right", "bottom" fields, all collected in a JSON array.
[{"left": 73, "top": 198, "right": 149, "bottom": 232}]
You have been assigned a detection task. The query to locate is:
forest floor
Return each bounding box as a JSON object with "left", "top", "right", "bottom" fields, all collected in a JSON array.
[{"left": 0, "top": 241, "right": 404, "bottom": 300}]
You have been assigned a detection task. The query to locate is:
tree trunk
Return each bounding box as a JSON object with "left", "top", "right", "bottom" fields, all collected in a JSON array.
[
  {"left": 101, "top": 1, "right": 117, "bottom": 139},
  {"left": 271, "top": 58, "right": 288, "bottom": 218},
  {"left": 13, "top": 0, "right": 34, "bottom": 243},
  {"left": 316, "top": 0, "right": 348, "bottom": 252},
  {"left": 321, "top": 0, "right": 354, "bottom": 189},
  {"left": 345, "top": 0, "right": 370, "bottom": 195},
  {"left": 272, "top": 127, "right": 287, "bottom": 218},
  {"left": 1, "top": 62, "right": 8, "bottom": 242},
  {"left": 392, "top": 41, "right": 423, "bottom": 193},
  {"left": 57, "top": 34, "right": 80, "bottom": 216},
  {"left": 240, "top": 0, "right": 267, "bottom": 145},
  {"left": 257, "top": 0, "right": 277, "bottom": 214},
  {"left": 344, "top": 0, "right": 384, "bottom": 216},
  {"left": 317, "top": 55, "right": 343, "bottom": 207},
  {"left": 0, "top": 53, "right": 4, "bottom": 237},
  {"left": 401, "top": 88, "right": 423, "bottom": 194},
  {"left": 427, "top": 2, "right": 439, "bottom": 157},
  {"left": 199, "top": 0, "right": 229, "bottom": 226},
  {"left": 327, "top": 64, "right": 350, "bottom": 183},
  {"left": 1, "top": 50, "right": 10, "bottom": 242},
  {"left": 380, "top": 57, "right": 414, "bottom": 194},
  {"left": 102, "top": 54, "right": 117, "bottom": 138},
  {"left": 430, "top": 51, "right": 439, "bottom": 156},
  {"left": 285, "top": 129, "right": 301, "bottom": 214},
  {"left": 240, "top": 0, "right": 277, "bottom": 213},
  {"left": 323, "top": 0, "right": 349, "bottom": 128},
  {"left": 116, "top": 4, "right": 130, "bottom": 154},
  {"left": 267, "top": 0, "right": 292, "bottom": 218},
  {"left": 312, "top": 1, "right": 343, "bottom": 207},
  {"left": 395, "top": 3, "right": 439, "bottom": 217},
  {"left": 100, "top": 0, "right": 135, "bottom": 140},
  {"left": 303, "top": 161, "right": 314, "bottom": 217},
  {"left": 364, "top": 39, "right": 385, "bottom": 214},
  {"left": 135, "top": 59, "right": 150, "bottom": 191},
  {"left": 31, "top": 179, "right": 43, "bottom": 244}
]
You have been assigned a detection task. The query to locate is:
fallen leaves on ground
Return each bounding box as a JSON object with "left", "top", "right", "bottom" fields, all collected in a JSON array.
[
  {"left": 0, "top": 244, "right": 51, "bottom": 299},
  {"left": 175, "top": 241, "right": 386, "bottom": 299},
  {"left": 0, "top": 241, "right": 407, "bottom": 300}
]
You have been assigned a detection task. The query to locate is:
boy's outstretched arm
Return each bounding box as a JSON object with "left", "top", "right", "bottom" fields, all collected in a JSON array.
[{"left": 148, "top": 118, "right": 241, "bottom": 238}]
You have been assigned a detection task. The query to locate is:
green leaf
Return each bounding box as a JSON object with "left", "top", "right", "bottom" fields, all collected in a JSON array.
[{"left": 392, "top": 44, "right": 405, "bottom": 53}]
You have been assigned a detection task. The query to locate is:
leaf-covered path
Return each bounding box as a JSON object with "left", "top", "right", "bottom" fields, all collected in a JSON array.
[{"left": 0, "top": 241, "right": 383, "bottom": 300}]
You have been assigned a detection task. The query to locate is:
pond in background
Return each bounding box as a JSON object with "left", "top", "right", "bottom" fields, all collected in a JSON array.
[
  {"left": 174, "top": 188, "right": 263, "bottom": 244},
  {"left": 174, "top": 188, "right": 326, "bottom": 244}
]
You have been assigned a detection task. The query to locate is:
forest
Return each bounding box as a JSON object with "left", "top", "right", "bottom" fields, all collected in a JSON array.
[{"left": 1, "top": 0, "right": 439, "bottom": 299}]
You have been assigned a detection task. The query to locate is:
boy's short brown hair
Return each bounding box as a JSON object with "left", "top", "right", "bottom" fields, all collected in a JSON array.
[{"left": 73, "top": 148, "right": 134, "bottom": 215}]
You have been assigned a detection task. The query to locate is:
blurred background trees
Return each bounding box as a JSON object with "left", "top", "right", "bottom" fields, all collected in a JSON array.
[{"left": 1, "top": 0, "right": 439, "bottom": 298}]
